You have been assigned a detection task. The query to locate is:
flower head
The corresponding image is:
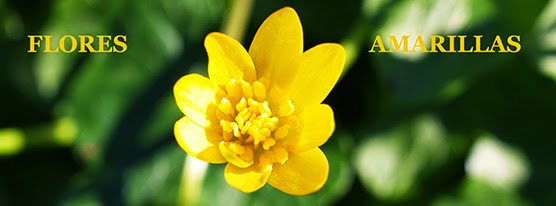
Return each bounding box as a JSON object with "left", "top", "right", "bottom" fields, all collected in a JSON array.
[{"left": 173, "top": 7, "right": 345, "bottom": 195}]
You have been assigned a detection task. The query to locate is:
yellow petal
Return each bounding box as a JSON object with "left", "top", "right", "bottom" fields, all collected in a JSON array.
[
  {"left": 173, "top": 74, "right": 219, "bottom": 130},
  {"left": 284, "top": 43, "right": 345, "bottom": 108},
  {"left": 268, "top": 148, "right": 329, "bottom": 195},
  {"left": 205, "top": 32, "right": 257, "bottom": 86},
  {"left": 174, "top": 117, "right": 226, "bottom": 164},
  {"left": 249, "top": 7, "right": 303, "bottom": 82},
  {"left": 224, "top": 163, "right": 272, "bottom": 193},
  {"left": 219, "top": 141, "right": 254, "bottom": 168},
  {"left": 283, "top": 104, "right": 335, "bottom": 152}
]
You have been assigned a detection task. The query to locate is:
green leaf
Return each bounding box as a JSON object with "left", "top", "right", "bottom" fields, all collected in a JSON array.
[
  {"left": 465, "top": 135, "right": 529, "bottom": 190},
  {"left": 532, "top": 0, "right": 556, "bottom": 82},
  {"left": 124, "top": 146, "right": 184, "bottom": 206},
  {"left": 33, "top": 0, "right": 119, "bottom": 99},
  {"left": 368, "top": 0, "right": 513, "bottom": 107},
  {"left": 62, "top": 0, "right": 189, "bottom": 168},
  {"left": 354, "top": 114, "right": 450, "bottom": 202},
  {"left": 432, "top": 177, "right": 530, "bottom": 206}
]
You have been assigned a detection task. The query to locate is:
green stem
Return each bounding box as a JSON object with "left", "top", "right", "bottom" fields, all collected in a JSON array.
[
  {"left": 179, "top": 155, "right": 209, "bottom": 206},
  {"left": 222, "top": 0, "right": 255, "bottom": 42}
]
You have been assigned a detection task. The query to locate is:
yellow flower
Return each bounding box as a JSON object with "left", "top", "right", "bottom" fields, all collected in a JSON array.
[{"left": 173, "top": 7, "right": 345, "bottom": 195}]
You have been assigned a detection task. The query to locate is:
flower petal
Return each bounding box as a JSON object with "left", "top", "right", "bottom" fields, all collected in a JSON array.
[
  {"left": 174, "top": 116, "right": 226, "bottom": 164},
  {"left": 205, "top": 32, "right": 257, "bottom": 86},
  {"left": 249, "top": 7, "right": 303, "bottom": 82},
  {"left": 219, "top": 141, "right": 254, "bottom": 168},
  {"left": 174, "top": 74, "right": 219, "bottom": 130},
  {"left": 173, "top": 73, "right": 220, "bottom": 130},
  {"left": 224, "top": 163, "right": 272, "bottom": 193},
  {"left": 284, "top": 43, "right": 345, "bottom": 108},
  {"left": 268, "top": 148, "right": 329, "bottom": 195},
  {"left": 283, "top": 104, "right": 335, "bottom": 152}
]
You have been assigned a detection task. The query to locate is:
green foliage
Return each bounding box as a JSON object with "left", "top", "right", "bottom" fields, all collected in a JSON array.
[
  {"left": 1, "top": 0, "right": 556, "bottom": 205},
  {"left": 355, "top": 115, "right": 450, "bottom": 202}
]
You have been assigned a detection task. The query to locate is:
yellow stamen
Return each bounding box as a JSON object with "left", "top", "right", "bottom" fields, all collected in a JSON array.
[
  {"left": 225, "top": 79, "right": 241, "bottom": 97},
  {"left": 240, "top": 80, "right": 253, "bottom": 98},
  {"left": 274, "top": 125, "right": 289, "bottom": 139},
  {"left": 229, "top": 141, "right": 245, "bottom": 155},
  {"left": 216, "top": 78, "right": 299, "bottom": 169},
  {"left": 254, "top": 133, "right": 266, "bottom": 145},
  {"left": 241, "top": 121, "right": 251, "bottom": 134},
  {"left": 262, "top": 138, "right": 275, "bottom": 150},
  {"left": 259, "top": 102, "right": 272, "bottom": 115},
  {"left": 220, "top": 120, "right": 232, "bottom": 132},
  {"left": 253, "top": 81, "right": 266, "bottom": 101},
  {"left": 219, "top": 141, "right": 253, "bottom": 168},
  {"left": 260, "top": 128, "right": 271, "bottom": 137},
  {"left": 231, "top": 122, "right": 241, "bottom": 137},
  {"left": 219, "top": 98, "right": 235, "bottom": 116},
  {"left": 272, "top": 146, "right": 289, "bottom": 164},
  {"left": 278, "top": 99, "right": 295, "bottom": 117},
  {"left": 235, "top": 115, "right": 245, "bottom": 128},
  {"left": 236, "top": 97, "right": 247, "bottom": 112}
]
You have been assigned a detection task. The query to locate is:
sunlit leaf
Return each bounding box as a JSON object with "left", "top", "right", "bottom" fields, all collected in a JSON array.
[
  {"left": 33, "top": 0, "right": 112, "bottom": 99},
  {"left": 465, "top": 134, "right": 529, "bottom": 190},
  {"left": 354, "top": 114, "right": 450, "bottom": 202},
  {"left": 532, "top": 0, "right": 556, "bottom": 82},
  {"left": 125, "top": 146, "right": 184, "bottom": 206},
  {"left": 367, "top": 0, "right": 510, "bottom": 106},
  {"left": 63, "top": 0, "right": 188, "bottom": 168}
]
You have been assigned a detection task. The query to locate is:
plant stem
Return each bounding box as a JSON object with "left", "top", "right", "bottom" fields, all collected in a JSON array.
[{"left": 222, "top": 0, "right": 255, "bottom": 42}]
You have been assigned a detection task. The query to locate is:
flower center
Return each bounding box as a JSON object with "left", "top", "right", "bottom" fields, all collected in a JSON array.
[{"left": 216, "top": 78, "right": 298, "bottom": 169}]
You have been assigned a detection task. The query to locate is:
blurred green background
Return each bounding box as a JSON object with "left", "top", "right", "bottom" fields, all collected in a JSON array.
[{"left": 1, "top": 0, "right": 556, "bottom": 205}]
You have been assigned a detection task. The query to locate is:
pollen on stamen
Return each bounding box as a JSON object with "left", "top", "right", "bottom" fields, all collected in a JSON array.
[
  {"left": 253, "top": 81, "right": 266, "bottom": 101},
  {"left": 248, "top": 126, "right": 259, "bottom": 136},
  {"left": 220, "top": 120, "right": 232, "bottom": 132},
  {"left": 260, "top": 128, "right": 271, "bottom": 136},
  {"left": 231, "top": 122, "right": 241, "bottom": 137},
  {"left": 262, "top": 138, "right": 276, "bottom": 150},
  {"left": 254, "top": 134, "right": 266, "bottom": 145},
  {"left": 225, "top": 79, "right": 241, "bottom": 97},
  {"left": 263, "top": 121, "right": 276, "bottom": 131},
  {"left": 216, "top": 78, "right": 300, "bottom": 168},
  {"left": 218, "top": 98, "right": 235, "bottom": 116},
  {"left": 274, "top": 125, "right": 289, "bottom": 139},
  {"left": 240, "top": 80, "right": 253, "bottom": 98},
  {"left": 229, "top": 141, "right": 245, "bottom": 155},
  {"left": 278, "top": 99, "right": 295, "bottom": 117},
  {"left": 259, "top": 102, "right": 272, "bottom": 115},
  {"left": 236, "top": 98, "right": 247, "bottom": 112},
  {"left": 273, "top": 147, "right": 289, "bottom": 164},
  {"left": 241, "top": 121, "right": 251, "bottom": 134},
  {"left": 235, "top": 115, "right": 245, "bottom": 128}
]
